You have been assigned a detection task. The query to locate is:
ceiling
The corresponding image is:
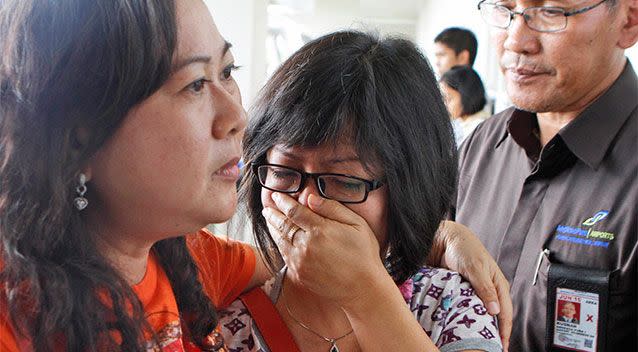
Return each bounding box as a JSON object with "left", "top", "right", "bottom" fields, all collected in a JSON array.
[{"left": 272, "top": 0, "right": 422, "bottom": 21}]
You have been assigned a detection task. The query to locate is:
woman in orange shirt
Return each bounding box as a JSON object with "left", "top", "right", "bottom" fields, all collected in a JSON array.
[
  {"left": 0, "top": 0, "right": 511, "bottom": 351},
  {"left": 0, "top": 0, "right": 266, "bottom": 350}
]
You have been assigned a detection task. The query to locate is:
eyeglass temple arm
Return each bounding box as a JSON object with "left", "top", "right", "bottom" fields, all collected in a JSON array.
[{"left": 564, "top": 0, "right": 608, "bottom": 17}]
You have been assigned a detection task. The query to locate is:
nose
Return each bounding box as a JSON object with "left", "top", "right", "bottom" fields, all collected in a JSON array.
[
  {"left": 296, "top": 176, "right": 322, "bottom": 206},
  {"left": 210, "top": 82, "right": 247, "bottom": 140},
  {"left": 502, "top": 12, "right": 541, "bottom": 55}
]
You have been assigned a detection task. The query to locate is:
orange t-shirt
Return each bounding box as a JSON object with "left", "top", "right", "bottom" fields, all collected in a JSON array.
[{"left": 0, "top": 228, "right": 256, "bottom": 351}]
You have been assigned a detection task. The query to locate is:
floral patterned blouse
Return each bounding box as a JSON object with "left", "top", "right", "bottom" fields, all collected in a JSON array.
[{"left": 219, "top": 266, "right": 502, "bottom": 352}]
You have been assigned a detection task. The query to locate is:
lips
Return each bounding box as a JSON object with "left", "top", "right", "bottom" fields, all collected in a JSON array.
[
  {"left": 214, "top": 157, "right": 241, "bottom": 179},
  {"left": 511, "top": 67, "right": 542, "bottom": 75},
  {"left": 506, "top": 67, "right": 548, "bottom": 84},
  {"left": 500, "top": 53, "right": 553, "bottom": 84}
]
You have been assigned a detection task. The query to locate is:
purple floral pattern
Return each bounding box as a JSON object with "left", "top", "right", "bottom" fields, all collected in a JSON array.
[
  {"left": 223, "top": 318, "right": 246, "bottom": 336},
  {"left": 403, "top": 266, "right": 502, "bottom": 350},
  {"left": 458, "top": 315, "right": 477, "bottom": 329},
  {"left": 218, "top": 266, "right": 502, "bottom": 351}
]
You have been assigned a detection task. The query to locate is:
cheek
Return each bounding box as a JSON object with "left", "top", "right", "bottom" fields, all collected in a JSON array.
[
  {"left": 261, "top": 188, "right": 275, "bottom": 209},
  {"left": 129, "top": 125, "right": 205, "bottom": 184},
  {"left": 103, "top": 102, "right": 213, "bottom": 200},
  {"left": 121, "top": 100, "right": 208, "bottom": 166},
  {"left": 438, "top": 56, "right": 449, "bottom": 70},
  {"left": 452, "top": 98, "right": 463, "bottom": 116},
  {"left": 493, "top": 32, "right": 507, "bottom": 61},
  {"left": 444, "top": 55, "right": 453, "bottom": 65}
]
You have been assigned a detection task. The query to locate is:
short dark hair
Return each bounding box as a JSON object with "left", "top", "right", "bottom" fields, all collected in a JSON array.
[
  {"left": 440, "top": 65, "right": 487, "bottom": 116},
  {"left": 241, "top": 31, "right": 458, "bottom": 284},
  {"left": 434, "top": 27, "right": 478, "bottom": 66}
]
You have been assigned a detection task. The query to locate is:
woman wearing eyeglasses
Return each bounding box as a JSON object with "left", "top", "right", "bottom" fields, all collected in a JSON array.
[{"left": 219, "top": 31, "right": 503, "bottom": 352}]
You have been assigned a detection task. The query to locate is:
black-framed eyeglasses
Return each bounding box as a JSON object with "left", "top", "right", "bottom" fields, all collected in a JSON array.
[
  {"left": 478, "top": 0, "right": 609, "bottom": 33},
  {"left": 253, "top": 163, "right": 384, "bottom": 204}
]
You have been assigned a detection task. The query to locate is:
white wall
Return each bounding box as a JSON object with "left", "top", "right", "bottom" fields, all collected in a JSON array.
[
  {"left": 204, "top": 0, "right": 268, "bottom": 106},
  {"left": 289, "top": 0, "right": 418, "bottom": 40},
  {"left": 266, "top": 0, "right": 420, "bottom": 82},
  {"left": 627, "top": 46, "right": 638, "bottom": 68},
  {"left": 205, "top": 0, "right": 422, "bottom": 108}
]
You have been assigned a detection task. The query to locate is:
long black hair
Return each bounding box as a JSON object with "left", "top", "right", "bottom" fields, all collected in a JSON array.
[
  {"left": 241, "top": 31, "right": 458, "bottom": 284},
  {"left": 0, "top": 0, "right": 217, "bottom": 350}
]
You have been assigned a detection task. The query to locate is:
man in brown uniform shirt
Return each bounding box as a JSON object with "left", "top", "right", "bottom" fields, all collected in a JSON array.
[{"left": 454, "top": 1, "right": 638, "bottom": 351}]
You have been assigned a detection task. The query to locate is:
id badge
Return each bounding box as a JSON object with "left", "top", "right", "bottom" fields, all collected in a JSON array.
[{"left": 546, "top": 264, "right": 610, "bottom": 352}]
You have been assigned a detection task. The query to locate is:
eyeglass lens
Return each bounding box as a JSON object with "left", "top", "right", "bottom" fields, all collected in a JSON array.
[{"left": 480, "top": 3, "right": 568, "bottom": 32}]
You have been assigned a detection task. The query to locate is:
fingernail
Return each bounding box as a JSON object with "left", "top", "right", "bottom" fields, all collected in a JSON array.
[
  {"left": 261, "top": 207, "right": 271, "bottom": 219},
  {"left": 271, "top": 192, "right": 281, "bottom": 202},
  {"left": 308, "top": 194, "right": 323, "bottom": 208},
  {"left": 487, "top": 301, "right": 500, "bottom": 315}
]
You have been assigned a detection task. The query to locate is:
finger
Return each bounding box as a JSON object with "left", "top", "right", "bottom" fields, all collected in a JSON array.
[
  {"left": 263, "top": 211, "right": 310, "bottom": 283},
  {"left": 494, "top": 271, "right": 512, "bottom": 351},
  {"left": 468, "top": 265, "right": 501, "bottom": 316},
  {"left": 270, "top": 192, "right": 329, "bottom": 230},
  {"left": 262, "top": 206, "right": 301, "bottom": 241},
  {"left": 263, "top": 218, "right": 285, "bottom": 247},
  {"left": 262, "top": 208, "right": 295, "bottom": 254},
  {"left": 306, "top": 194, "right": 362, "bottom": 225},
  {"left": 264, "top": 217, "right": 298, "bottom": 263},
  {"left": 271, "top": 192, "right": 363, "bottom": 230}
]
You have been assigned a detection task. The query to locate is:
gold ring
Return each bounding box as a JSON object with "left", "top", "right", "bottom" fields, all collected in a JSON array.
[{"left": 286, "top": 225, "right": 301, "bottom": 245}]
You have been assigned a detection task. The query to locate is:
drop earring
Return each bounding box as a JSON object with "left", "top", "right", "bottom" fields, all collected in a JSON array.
[{"left": 74, "top": 173, "right": 88, "bottom": 211}]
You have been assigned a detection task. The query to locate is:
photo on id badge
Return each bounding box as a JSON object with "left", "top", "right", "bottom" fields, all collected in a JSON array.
[
  {"left": 557, "top": 300, "right": 580, "bottom": 324},
  {"left": 553, "top": 288, "right": 599, "bottom": 352}
]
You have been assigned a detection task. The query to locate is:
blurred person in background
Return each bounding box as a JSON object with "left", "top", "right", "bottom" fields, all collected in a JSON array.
[
  {"left": 440, "top": 65, "right": 489, "bottom": 146},
  {"left": 433, "top": 27, "right": 479, "bottom": 76}
]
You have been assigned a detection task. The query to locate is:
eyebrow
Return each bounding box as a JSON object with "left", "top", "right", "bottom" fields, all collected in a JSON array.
[
  {"left": 172, "top": 40, "right": 233, "bottom": 72},
  {"left": 275, "top": 148, "right": 361, "bottom": 164}
]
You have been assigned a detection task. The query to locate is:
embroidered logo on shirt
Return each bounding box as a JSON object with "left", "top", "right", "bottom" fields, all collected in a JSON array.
[
  {"left": 582, "top": 210, "right": 609, "bottom": 227},
  {"left": 554, "top": 211, "right": 615, "bottom": 248}
]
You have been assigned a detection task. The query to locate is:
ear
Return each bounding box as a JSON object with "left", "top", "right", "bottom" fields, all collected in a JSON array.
[
  {"left": 457, "top": 50, "right": 471, "bottom": 66},
  {"left": 617, "top": 0, "right": 638, "bottom": 49}
]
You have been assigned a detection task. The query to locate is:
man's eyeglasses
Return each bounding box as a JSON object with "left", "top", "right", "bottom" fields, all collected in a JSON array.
[
  {"left": 477, "top": 0, "right": 609, "bottom": 33},
  {"left": 253, "top": 163, "right": 384, "bottom": 204}
]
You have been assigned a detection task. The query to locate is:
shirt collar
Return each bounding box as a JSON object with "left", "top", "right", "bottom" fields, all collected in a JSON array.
[
  {"left": 502, "top": 109, "right": 541, "bottom": 161},
  {"left": 560, "top": 61, "right": 637, "bottom": 169}
]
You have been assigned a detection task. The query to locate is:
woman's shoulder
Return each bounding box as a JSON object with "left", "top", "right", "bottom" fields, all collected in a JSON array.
[
  {"left": 218, "top": 274, "right": 282, "bottom": 351},
  {"left": 402, "top": 266, "right": 502, "bottom": 352},
  {"left": 186, "top": 229, "right": 257, "bottom": 307},
  {"left": 218, "top": 298, "right": 264, "bottom": 351}
]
